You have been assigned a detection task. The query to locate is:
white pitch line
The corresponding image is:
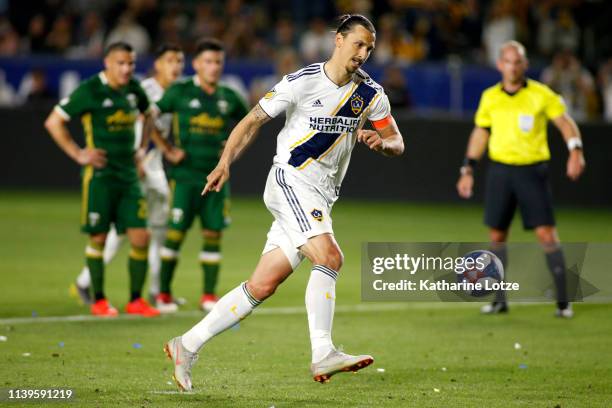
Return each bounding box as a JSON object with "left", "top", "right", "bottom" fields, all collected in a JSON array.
[
  {"left": 5, "top": 300, "right": 607, "bottom": 326},
  {"left": 149, "top": 390, "right": 198, "bottom": 395},
  {"left": 0, "top": 302, "right": 474, "bottom": 325}
]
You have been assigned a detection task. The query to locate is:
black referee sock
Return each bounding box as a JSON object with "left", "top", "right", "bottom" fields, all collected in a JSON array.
[
  {"left": 491, "top": 245, "right": 508, "bottom": 304},
  {"left": 545, "top": 248, "right": 568, "bottom": 309}
]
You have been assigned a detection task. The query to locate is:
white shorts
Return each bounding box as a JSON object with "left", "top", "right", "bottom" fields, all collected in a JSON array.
[
  {"left": 143, "top": 170, "right": 169, "bottom": 228},
  {"left": 262, "top": 166, "right": 334, "bottom": 269}
]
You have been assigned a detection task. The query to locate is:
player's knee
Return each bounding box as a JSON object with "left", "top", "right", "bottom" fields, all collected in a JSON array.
[
  {"left": 130, "top": 230, "right": 150, "bottom": 248},
  {"left": 202, "top": 229, "right": 221, "bottom": 239},
  {"left": 319, "top": 247, "right": 344, "bottom": 271},
  {"left": 535, "top": 227, "right": 559, "bottom": 247},
  {"left": 90, "top": 233, "right": 107, "bottom": 246},
  {"left": 489, "top": 229, "right": 508, "bottom": 243},
  {"left": 246, "top": 280, "right": 277, "bottom": 301}
]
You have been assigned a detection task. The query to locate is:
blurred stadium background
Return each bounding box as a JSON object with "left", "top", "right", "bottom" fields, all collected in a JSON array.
[{"left": 1, "top": 0, "right": 612, "bottom": 406}]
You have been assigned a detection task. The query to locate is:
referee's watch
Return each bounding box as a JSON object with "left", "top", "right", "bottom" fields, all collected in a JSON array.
[
  {"left": 459, "top": 166, "right": 473, "bottom": 176},
  {"left": 567, "top": 137, "right": 583, "bottom": 151},
  {"left": 460, "top": 158, "right": 477, "bottom": 176}
]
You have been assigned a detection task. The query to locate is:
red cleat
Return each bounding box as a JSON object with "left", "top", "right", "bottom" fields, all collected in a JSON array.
[
  {"left": 200, "top": 293, "right": 218, "bottom": 312},
  {"left": 155, "top": 293, "right": 179, "bottom": 314},
  {"left": 91, "top": 299, "right": 119, "bottom": 317},
  {"left": 126, "top": 298, "right": 160, "bottom": 317}
]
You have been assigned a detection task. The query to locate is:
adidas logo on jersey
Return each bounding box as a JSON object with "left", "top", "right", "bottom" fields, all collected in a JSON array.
[
  {"left": 102, "top": 98, "right": 113, "bottom": 107},
  {"left": 312, "top": 99, "right": 323, "bottom": 107},
  {"left": 189, "top": 99, "right": 201, "bottom": 108}
]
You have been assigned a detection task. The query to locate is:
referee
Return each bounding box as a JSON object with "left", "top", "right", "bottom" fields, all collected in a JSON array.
[{"left": 456, "top": 41, "right": 585, "bottom": 317}]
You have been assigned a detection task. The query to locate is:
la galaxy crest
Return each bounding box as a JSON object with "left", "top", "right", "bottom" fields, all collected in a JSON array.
[
  {"left": 311, "top": 209, "right": 323, "bottom": 222},
  {"left": 350, "top": 93, "right": 364, "bottom": 115}
]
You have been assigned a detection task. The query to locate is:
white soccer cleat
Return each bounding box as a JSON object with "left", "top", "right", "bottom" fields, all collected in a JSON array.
[
  {"left": 200, "top": 294, "right": 218, "bottom": 313},
  {"left": 310, "top": 349, "right": 374, "bottom": 383},
  {"left": 164, "top": 336, "right": 198, "bottom": 391},
  {"left": 480, "top": 302, "right": 508, "bottom": 314},
  {"left": 555, "top": 304, "right": 574, "bottom": 319},
  {"left": 155, "top": 294, "right": 179, "bottom": 314}
]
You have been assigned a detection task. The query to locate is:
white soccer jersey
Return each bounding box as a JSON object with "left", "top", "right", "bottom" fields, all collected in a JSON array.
[
  {"left": 258, "top": 62, "right": 391, "bottom": 204},
  {"left": 140, "top": 77, "right": 172, "bottom": 175}
]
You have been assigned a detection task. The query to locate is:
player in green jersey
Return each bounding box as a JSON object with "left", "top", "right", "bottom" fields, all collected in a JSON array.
[
  {"left": 151, "top": 39, "right": 249, "bottom": 311},
  {"left": 45, "top": 42, "right": 160, "bottom": 317}
]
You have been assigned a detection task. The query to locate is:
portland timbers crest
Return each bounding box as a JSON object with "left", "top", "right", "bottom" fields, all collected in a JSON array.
[{"left": 350, "top": 93, "right": 364, "bottom": 115}]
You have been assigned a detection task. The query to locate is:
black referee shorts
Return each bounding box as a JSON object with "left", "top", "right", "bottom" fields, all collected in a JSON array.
[{"left": 484, "top": 161, "right": 555, "bottom": 231}]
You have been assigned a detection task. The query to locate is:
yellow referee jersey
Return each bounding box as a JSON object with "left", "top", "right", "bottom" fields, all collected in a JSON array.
[{"left": 475, "top": 79, "right": 566, "bottom": 165}]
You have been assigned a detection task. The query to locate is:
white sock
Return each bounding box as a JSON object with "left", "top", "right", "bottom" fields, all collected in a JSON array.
[
  {"left": 76, "top": 266, "right": 91, "bottom": 289},
  {"left": 181, "top": 282, "right": 261, "bottom": 353},
  {"left": 148, "top": 226, "right": 165, "bottom": 296},
  {"left": 103, "top": 227, "right": 123, "bottom": 264},
  {"left": 306, "top": 265, "right": 337, "bottom": 363}
]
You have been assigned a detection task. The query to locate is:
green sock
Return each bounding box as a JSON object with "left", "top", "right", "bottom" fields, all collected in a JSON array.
[
  {"left": 200, "top": 237, "right": 221, "bottom": 295},
  {"left": 159, "top": 229, "right": 184, "bottom": 295},
  {"left": 86, "top": 241, "right": 105, "bottom": 301},
  {"left": 129, "top": 246, "right": 148, "bottom": 301}
]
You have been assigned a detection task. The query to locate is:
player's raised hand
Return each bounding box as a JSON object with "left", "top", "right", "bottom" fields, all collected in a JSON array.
[
  {"left": 76, "top": 147, "right": 107, "bottom": 168},
  {"left": 165, "top": 147, "right": 186, "bottom": 165},
  {"left": 202, "top": 163, "right": 229, "bottom": 195},
  {"left": 457, "top": 173, "right": 474, "bottom": 199},
  {"left": 566, "top": 150, "right": 585, "bottom": 181},
  {"left": 357, "top": 129, "right": 383, "bottom": 152}
]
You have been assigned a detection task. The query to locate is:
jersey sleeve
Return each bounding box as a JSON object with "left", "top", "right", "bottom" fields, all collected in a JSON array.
[
  {"left": 474, "top": 91, "right": 492, "bottom": 128},
  {"left": 54, "top": 83, "right": 91, "bottom": 120},
  {"left": 367, "top": 91, "right": 391, "bottom": 124},
  {"left": 257, "top": 76, "right": 295, "bottom": 118},
  {"left": 544, "top": 88, "right": 567, "bottom": 119},
  {"left": 155, "top": 84, "right": 178, "bottom": 113}
]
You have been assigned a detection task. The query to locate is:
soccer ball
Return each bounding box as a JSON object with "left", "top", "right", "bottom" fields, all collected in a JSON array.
[{"left": 456, "top": 250, "right": 504, "bottom": 297}]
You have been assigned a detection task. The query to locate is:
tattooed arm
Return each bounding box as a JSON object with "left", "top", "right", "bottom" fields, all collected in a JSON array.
[{"left": 202, "top": 103, "right": 271, "bottom": 194}]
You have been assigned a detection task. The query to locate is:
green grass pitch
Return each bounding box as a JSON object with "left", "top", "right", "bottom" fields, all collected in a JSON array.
[{"left": 1, "top": 191, "right": 611, "bottom": 407}]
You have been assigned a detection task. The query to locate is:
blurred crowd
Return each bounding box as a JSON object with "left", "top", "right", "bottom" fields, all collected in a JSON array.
[{"left": 1, "top": 0, "right": 612, "bottom": 120}]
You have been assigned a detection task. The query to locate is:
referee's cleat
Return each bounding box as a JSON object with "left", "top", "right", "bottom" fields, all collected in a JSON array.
[
  {"left": 311, "top": 349, "right": 374, "bottom": 383},
  {"left": 480, "top": 301, "right": 509, "bottom": 314},
  {"left": 164, "top": 336, "right": 198, "bottom": 391},
  {"left": 555, "top": 304, "right": 574, "bottom": 319},
  {"left": 70, "top": 282, "right": 92, "bottom": 305}
]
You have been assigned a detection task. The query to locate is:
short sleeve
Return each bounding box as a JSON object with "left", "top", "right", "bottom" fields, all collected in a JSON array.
[
  {"left": 367, "top": 91, "right": 391, "bottom": 122},
  {"left": 258, "top": 76, "right": 295, "bottom": 118},
  {"left": 155, "top": 84, "right": 178, "bottom": 113},
  {"left": 544, "top": 89, "right": 566, "bottom": 119},
  {"left": 474, "top": 92, "right": 492, "bottom": 128},
  {"left": 55, "top": 84, "right": 91, "bottom": 120}
]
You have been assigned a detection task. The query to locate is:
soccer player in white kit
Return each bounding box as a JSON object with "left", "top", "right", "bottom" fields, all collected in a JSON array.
[
  {"left": 71, "top": 44, "right": 185, "bottom": 311},
  {"left": 164, "top": 15, "right": 404, "bottom": 390}
]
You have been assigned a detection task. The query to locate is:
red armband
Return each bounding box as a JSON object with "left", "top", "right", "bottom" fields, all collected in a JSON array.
[{"left": 371, "top": 115, "right": 392, "bottom": 130}]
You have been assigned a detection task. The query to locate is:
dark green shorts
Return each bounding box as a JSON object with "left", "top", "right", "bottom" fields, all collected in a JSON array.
[
  {"left": 168, "top": 180, "right": 230, "bottom": 232},
  {"left": 80, "top": 169, "right": 147, "bottom": 234}
]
